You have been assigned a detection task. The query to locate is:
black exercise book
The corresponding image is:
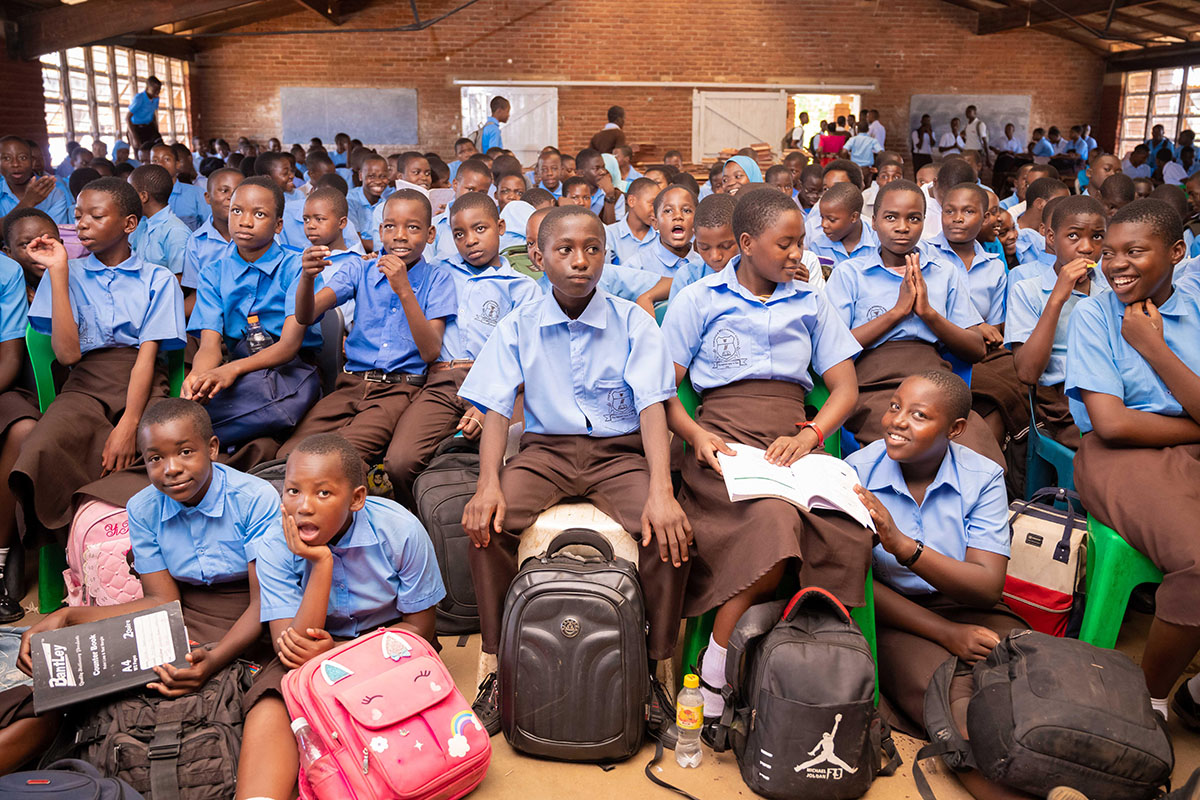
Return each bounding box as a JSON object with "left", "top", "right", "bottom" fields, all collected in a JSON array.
[{"left": 31, "top": 601, "right": 190, "bottom": 714}]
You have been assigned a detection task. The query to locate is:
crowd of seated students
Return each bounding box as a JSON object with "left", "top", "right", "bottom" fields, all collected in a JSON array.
[{"left": 3, "top": 112, "right": 1200, "bottom": 800}]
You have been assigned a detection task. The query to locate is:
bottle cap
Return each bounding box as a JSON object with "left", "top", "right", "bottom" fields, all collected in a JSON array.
[
  {"left": 290, "top": 717, "right": 309, "bottom": 733},
  {"left": 683, "top": 674, "right": 699, "bottom": 689},
  {"left": 247, "top": 313, "right": 260, "bottom": 324}
]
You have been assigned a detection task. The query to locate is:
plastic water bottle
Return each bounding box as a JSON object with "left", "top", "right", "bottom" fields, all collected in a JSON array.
[
  {"left": 291, "top": 717, "right": 344, "bottom": 797},
  {"left": 245, "top": 313, "right": 275, "bottom": 354},
  {"left": 675, "top": 673, "right": 704, "bottom": 768}
]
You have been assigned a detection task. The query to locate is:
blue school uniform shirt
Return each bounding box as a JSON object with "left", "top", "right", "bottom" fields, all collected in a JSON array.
[
  {"left": 168, "top": 181, "right": 211, "bottom": 232},
  {"left": 1031, "top": 138, "right": 1055, "bottom": 159},
  {"left": 1014, "top": 227, "right": 1046, "bottom": 265},
  {"left": 306, "top": 256, "right": 456, "bottom": 374},
  {"left": 256, "top": 497, "right": 446, "bottom": 638},
  {"left": 28, "top": 252, "right": 185, "bottom": 353},
  {"left": 590, "top": 188, "right": 627, "bottom": 221},
  {"left": 331, "top": 151, "right": 347, "bottom": 167},
  {"left": 347, "top": 187, "right": 386, "bottom": 248},
  {"left": 312, "top": 247, "right": 366, "bottom": 326},
  {"left": 534, "top": 262, "right": 661, "bottom": 304},
  {"left": 537, "top": 181, "right": 563, "bottom": 199},
  {"left": 460, "top": 288, "right": 676, "bottom": 436},
  {"left": 425, "top": 210, "right": 458, "bottom": 264},
  {"left": 436, "top": 257, "right": 540, "bottom": 362},
  {"left": 923, "top": 234, "right": 1007, "bottom": 325},
  {"left": 280, "top": 201, "right": 363, "bottom": 253},
  {"left": 661, "top": 256, "right": 860, "bottom": 393},
  {"left": 848, "top": 439, "right": 1009, "bottom": 596},
  {"left": 0, "top": 254, "right": 28, "bottom": 344},
  {"left": 844, "top": 133, "right": 883, "bottom": 168},
  {"left": 605, "top": 218, "right": 658, "bottom": 266},
  {"left": 0, "top": 176, "right": 74, "bottom": 225},
  {"left": 1066, "top": 287, "right": 1200, "bottom": 433},
  {"left": 999, "top": 192, "right": 1019, "bottom": 212},
  {"left": 130, "top": 206, "right": 191, "bottom": 276},
  {"left": 632, "top": 240, "right": 704, "bottom": 278},
  {"left": 127, "top": 463, "right": 279, "bottom": 585},
  {"left": 188, "top": 241, "right": 321, "bottom": 349},
  {"left": 825, "top": 249, "right": 982, "bottom": 345},
  {"left": 127, "top": 91, "right": 158, "bottom": 125},
  {"left": 480, "top": 117, "right": 503, "bottom": 152},
  {"left": 182, "top": 218, "right": 233, "bottom": 290},
  {"left": 1005, "top": 265, "right": 1107, "bottom": 387},
  {"left": 1146, "top": 137, "right": 1174, "bottom": 163},
  {"left": 807, "top": 222, "right": 881, "bottom": 274}
]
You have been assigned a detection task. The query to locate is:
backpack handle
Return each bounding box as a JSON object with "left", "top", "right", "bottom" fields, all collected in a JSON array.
[
  {"left": 781, "top": 586, "right": 852, "bottom": 625},
  {"left": 545, "top": 528, "right": 615, "bottom": 562},
  {"left": 1007, "top": 487, "right": 1084, "bottom": 565}
]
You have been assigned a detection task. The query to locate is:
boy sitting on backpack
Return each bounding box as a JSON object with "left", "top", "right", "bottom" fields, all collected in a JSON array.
[
  {"left": 238, "top": 433, "right": 445, "bottom": 800},
  {"left": 849, "top": 371, "right": 1027, "bottom": 800}
]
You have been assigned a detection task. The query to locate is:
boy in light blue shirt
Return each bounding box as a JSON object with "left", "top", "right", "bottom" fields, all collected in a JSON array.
[
  {"left": 149, "top": 143, "right": 209, "bottom": 231},
  {"left": 427, "top": 159, "right": 494, "bottom": 263},
  {"left": 346, "top": 153, "right": 391, "bottom": 253},
  {"left": 129, "top": 164, "right": 191, "bottom": 277},
  {"left": 0, "top": 136, "right": 73, "bottom": 224},
  {"left": 182, "top": 167, "right": 242, "bottom": 302},
  {"left": 845, "top": 121, "right": 884, "bottom": 170},
  {"left": 535, "top": 149, "right": 564, "bottom": 198},
  {"left": 808, "top": 182, "right": 880, "bottom": 273},
  {"left": 459, "top": 205, "right": 691, "bottom": 735},
  {"left": 630, "top": 186, "right": 702, "bottom": 276},
  {"left": 480, "top": 97, "right": 509, "bottom": 152},
  {"left": 605, "top": 177, "right": 659, "bottom": 265}
]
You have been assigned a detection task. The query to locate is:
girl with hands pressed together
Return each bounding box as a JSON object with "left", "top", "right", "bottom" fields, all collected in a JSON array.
[{"left": 660, "top": 188, "right": 870, "bottom": 725}]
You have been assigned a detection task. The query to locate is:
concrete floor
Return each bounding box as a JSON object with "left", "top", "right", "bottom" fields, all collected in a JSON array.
[{"left": 16, "top": 591, "right": 1200, "bottom": 799}]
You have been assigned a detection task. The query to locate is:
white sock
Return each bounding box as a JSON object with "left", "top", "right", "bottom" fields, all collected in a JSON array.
[
  {"left": 0, "top": 547, "right": 9, "bottom": 576},
  {"left": 699, "top": 635, "right": 728, "bottom": 718},
  {"left": 1187, "top": 674, "right": 1200, "bottom": 704},
  {"left": 1151, "top": 696, "right": 1169, "bottom": 720}
]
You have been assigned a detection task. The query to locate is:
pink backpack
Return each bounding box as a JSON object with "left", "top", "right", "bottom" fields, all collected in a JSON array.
[
  {"left": 64, "top": 498, "right": 144, "bottom": 607},
  {"left": 281, "top": 628, "right": 490, "bottom": 800}
]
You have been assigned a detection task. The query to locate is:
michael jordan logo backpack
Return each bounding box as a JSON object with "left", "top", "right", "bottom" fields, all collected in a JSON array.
[{"left": 711, "top": 587, "right": 900, "bottom": 800}]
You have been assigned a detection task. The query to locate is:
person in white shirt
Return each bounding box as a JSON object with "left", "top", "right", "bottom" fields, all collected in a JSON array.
[
  {"left": 939, "top": 118, "right": 966, "bottom": 156},
  {"left": 867, "top": 109, "right": 886, "bottom": 149},
  {"left": 962, "top": 105, "right": 989, "bottom": 165},
  {"left": 912, "top": 114, "right": 936, "bottom": 172},
  {"left": 783, "top": 111, "right": 809, "bottom": 151},
  {"left": 1164, "top": 157, "right": 1189, "bottom": 186},
  {"left": 990, "top": 123, "right": 1023, "bottom": 157}
]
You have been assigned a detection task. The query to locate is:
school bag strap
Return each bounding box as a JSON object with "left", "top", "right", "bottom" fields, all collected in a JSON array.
[
  {"left": 781, "top": 585, "right": 853, "bottom": 624},
  {"left": 713, "top": 597, "right": 788, "bottom": 753},
  {"left": 544, "top": 528, "right": 616, "bottom": 562},
  {"left": 912, "top": 655, "right": 977, "bottom": 800},
  {"left": 1007, "top": 487, "right": 1083, "bottom": 565},
  {"left": 432, "top": 432, "right": 481, "bottom": 458}
]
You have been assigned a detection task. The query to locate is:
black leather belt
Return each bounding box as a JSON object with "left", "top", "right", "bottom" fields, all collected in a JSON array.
[{"left": 353, "top": 368, "right": 426, "bottom": 386}]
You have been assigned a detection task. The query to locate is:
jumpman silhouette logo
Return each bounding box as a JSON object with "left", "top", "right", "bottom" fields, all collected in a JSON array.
[{"left": 794, "top": 713, "right": 858, "bottom": 774}]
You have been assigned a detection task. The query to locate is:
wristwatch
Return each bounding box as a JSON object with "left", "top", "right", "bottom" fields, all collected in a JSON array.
[{"left": 899, "top": 540, "right": 925, "bottom": 568}]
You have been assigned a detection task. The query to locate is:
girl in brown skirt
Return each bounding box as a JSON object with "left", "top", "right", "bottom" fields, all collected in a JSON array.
[
  {"left": 8, "top": 179, "right": 185, "bottom": 540},
  {"left": 0, "top": 400, "right": 276, "bottom": 775},
  {"left": 1066, "top": 201, "right": 1200, "bottom": 728},
  {"left": 850, "top": 372, "right": 1028, "bottom": 800},
  {"left": 825, "top": 180, "right": 1006, "bottom": 468},
  {"left": 662, "top": 188, "right": 873, "bottom": 720}
]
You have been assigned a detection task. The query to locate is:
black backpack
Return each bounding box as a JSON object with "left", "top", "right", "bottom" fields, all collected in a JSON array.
[
  {"left": 1, "top": 759, "right": 143, "bottom": 799},
  {"left": 48, "top": 662, "right": 255, "bottom": 800},
  {"left": 411, "top": 436, "right": 482, "bottom": 635},
  {"left": 714, "top": 587, "right": 900, "bottom": 800},
  {"left": 499, "top": 528, "right": 648, "bottom": 762},
  {"left": 915, "top": 630, "right": 1174, "bottom": 800}
]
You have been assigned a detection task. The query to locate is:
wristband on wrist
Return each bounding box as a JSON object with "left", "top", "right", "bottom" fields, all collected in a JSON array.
[
  {"left": 899, "top": 539, "right": 924, "bottom": 568},
  {"left": 796, "top": 421, "right": 824, "bottom": 449}
]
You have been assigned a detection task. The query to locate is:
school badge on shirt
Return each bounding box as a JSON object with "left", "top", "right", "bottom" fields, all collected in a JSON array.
[{"left": 711, "top": 328, "right": 748, "bottom": 370}]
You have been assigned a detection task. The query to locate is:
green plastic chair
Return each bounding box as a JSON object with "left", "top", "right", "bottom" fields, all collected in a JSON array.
[
  {"left": 1078, "top": 515, "right": 1163, "bottom": 649},
  {"left": 1024, "top": 392, "right": 1076, "bottom": 499},
  {"left": 24, "top": 324, "right": 185, "bottom": 612}
]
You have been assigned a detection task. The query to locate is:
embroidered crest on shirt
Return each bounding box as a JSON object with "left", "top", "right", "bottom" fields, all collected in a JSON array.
[
  {"left": 711, "top": 328, "right": 748, "bottom": 370},
  {"left": 474, "top": 299, "right": 501, "bottom": 326},
  {"left": 603, "top": 387, "right": 635, "bottom": 422},
  {"left": 866, "top": 305, "right": 888, "bottom": 321}
]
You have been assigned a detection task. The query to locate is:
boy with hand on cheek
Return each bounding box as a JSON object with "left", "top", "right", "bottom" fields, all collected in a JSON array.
[
  {"left": 460, "top": 206, "right": 691, "bottom": 735},
  {"left": 239, "top": 433, "right": 444, "bottom": 800}
]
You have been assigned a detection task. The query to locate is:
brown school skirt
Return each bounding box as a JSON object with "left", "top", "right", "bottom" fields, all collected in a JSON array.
[
  {"left": 875, "top": 592, "right": 1028, "bottom": 737},
  {"left": 970, "top": 347, "right": 1029, "bottom": 438},
  {"left": 0, "top": 579, "right": 257, "bottom": 726},
  {"left": 679, "top": 380, "right": 873, "bottom": 617},
  {"left": 10, "top": 348, "right": 169, "bottom": 533},
  {"left": 1033, "top": 383, "right": 1079, "bottom": 450},
  {"left": 0, "top": 388, "right": 40, "bottom": 437},
  {"left": 278, "top": 371, "right": 422, "bottom": 464},
  {"left": 845, "top": 340, "right": 1006, "bottom": 468},
  {"left": 1075, "top": 434, "right": 1200, "bottom": 627}
]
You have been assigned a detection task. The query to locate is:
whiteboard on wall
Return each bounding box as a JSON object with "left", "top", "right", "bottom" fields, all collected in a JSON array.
[
  {"left": 280, "top": 87, "right": 419, "bottom": 146},
  {"left": 908, "top": 94, "right": 1031, "bottom": 148}
]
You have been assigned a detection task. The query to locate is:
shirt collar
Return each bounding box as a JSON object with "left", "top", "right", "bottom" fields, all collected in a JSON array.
[
  {"left": 169, "top": 181, "right": 185, "bottom": 199},
  {"left": 718, "top": 255, "right": 801, "bottom": 302},
  {"left": 329, "top": 508, "right": 380, "bottom": 550},
  {"left": 652, "top": 240, "right": 693, "bottom": 268},
  {"left": 375, "top": 255, "right": 426, "bottom": 285},
  {"left": 486, "top": 116, "right": 499, "bottom": 125},
  {"left": 234, "top": 242, "right": 286, "bottom": 276},
  {"left": 604, "top": 122, "right": 621, "bottom": 130},
  {"left": 859, "top": 249, "right": 916, "bottom": 277},
  {"left": 864, "top": 443, "right": 960, "bottom": 500},
  {"left": 538, "top": 287, "right": 610, "bottom": 329},
  {"left": 196, "top": 217, "right": 228, "bottom": 243},
  {"left": 160, "top": 463, "right": 228, "bottom": 521},
  {"left": 81, "top": 251, "right": 144, "bottom": 272},
  {"left": 145, "top": 205, "right": 174, "bottom": 230}
]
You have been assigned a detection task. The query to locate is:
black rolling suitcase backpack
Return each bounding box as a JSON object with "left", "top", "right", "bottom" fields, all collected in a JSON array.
[{"left": 498, "top": 528, "right": 648, "bottom": 762}]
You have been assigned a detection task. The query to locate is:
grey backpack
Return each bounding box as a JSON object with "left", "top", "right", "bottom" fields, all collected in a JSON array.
[{"left": 714, "top": 587, "right": 900, "bottom": 800}]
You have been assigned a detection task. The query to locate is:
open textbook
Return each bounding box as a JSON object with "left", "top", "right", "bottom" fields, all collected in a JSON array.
[{"left": 716, "top": 444, "right": 875, "bottom": 531}]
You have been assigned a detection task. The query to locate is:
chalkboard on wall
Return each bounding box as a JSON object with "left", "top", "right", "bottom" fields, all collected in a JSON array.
[
  {"left": 908, "top": 94, "right": 1032, "bottom": 149},
  {"left": 280, "top": 87, "right": 419, "bottom": 146}
]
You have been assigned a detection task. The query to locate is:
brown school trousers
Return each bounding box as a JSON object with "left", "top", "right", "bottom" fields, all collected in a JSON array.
[
  {"left": 384, "top": 364, "right": 471, "bottom": 508},
  {"left": 467, "top": 432, "right": 689, "bottom": 662}
]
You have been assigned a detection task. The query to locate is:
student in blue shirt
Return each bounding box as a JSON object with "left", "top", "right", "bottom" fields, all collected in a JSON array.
[
  {"left": 150, "top": 143, "right": 210, "bottom": 231},
  {"left": 426, "top": 159, "right": 494, "bottom": 264},
  {"left": 124, "top": 76, "right": 162, "bottom": 149},
  {"left": 845, "top": 120, "right": 884, "bottom": 171},
  {"left": 605, "top": 177, "right": 659, "bottom": 266},
  {"left": 384, "top": 193, "right": 539, "bottom": 507},
  {"left": 628, "top": 187, "right": 702, "bottom": 277},
  {"left": 330, "top": 133, "right": 351, "bottom": 167},
  {"left": 239, "top": 433, "right": 445, "bottom": 799},
  {"left": 459, "top": 206, "right": 691, "bottom": 734},
  {"left": 1007, "top": 195, "right": 1106, "bottom": 449},
  {"left": 480, "top": 97, "right": 509, "bottom": 152},
  {"left": 0, "top": 136, "right": 73, "bottom": 224},
  {"left": 535, "top": 149, "right": 563, "bottom": 198},
  {"left": 279, "top": 189, "right": 455, "bottom": 470},
  {"left": 182, "top": 167, "right": 243, "bottom": 315},
  {"left": 0, "top": 399, "right": 278, "bottom": 774},
  {"left": 346, "top": 153, "right": 390, "bottom": 254},
  {"left": 128, "top": 164, "right": 191, "bottom": 278},
  {"left": 1065, "top": 199, "right": 1200, "bottom": 727},
  {"left": 10, "top": 178, "right": 186, "bottom": 540},
  {"left": 1030, "top": 128, "right": 1055, "bottom": 160},
  {"left": 294, "top": 187, "right": 367, "bottom": 323},
  {"left": 185, "top": 177, "right": 321, "bottom": 461},
  {"left": 256, "top": 150, "right": 307, "bottom": 221},
  {"left": 448, "top": 137, "right": 479, "bottom": 182},
  {"left": 662, "top": 188, "right": 869, "bottom": 723},
  {"left": 1015, "top": 177, "right": 1068, "bottom": 265},
  {"left": 809, "top": 182, "right": 880, "bottom": 273},
  {"left": 576, "top": 148, "right": 626, "bottom": 224},
  {"left": 825, "top": 180, "right": 1004, "bottom": 465},
  {"left": 848, "top": 371, "right": 1022, "bottom": 769}
]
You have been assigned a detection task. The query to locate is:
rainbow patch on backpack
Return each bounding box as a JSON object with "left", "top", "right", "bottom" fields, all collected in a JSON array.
[{"left": 447, "top": 710, "right": 482, "bottom": 758}]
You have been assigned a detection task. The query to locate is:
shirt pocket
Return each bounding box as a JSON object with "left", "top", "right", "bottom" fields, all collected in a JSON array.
[
  {"left": 1114, "top": 347, "right": 1172, "bottom": 413},
  {"left": 587, "top": 377, "right": 640, "bottom": 435}
]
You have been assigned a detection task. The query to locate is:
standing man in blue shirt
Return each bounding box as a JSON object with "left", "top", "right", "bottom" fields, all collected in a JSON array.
[
  {"left": 480, "top": 97, "right": 509, "bottom": 153},
  {"left": 125, "top": 76, "right": 162, "bottom": 150}
]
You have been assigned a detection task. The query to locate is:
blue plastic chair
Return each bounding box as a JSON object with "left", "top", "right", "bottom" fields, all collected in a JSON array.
[{"left": 1024, "top": 391, "right": 1076, "bottom": 498}]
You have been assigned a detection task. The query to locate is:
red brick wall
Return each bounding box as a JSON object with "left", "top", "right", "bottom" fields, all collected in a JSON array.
[
  {"left": 0, "top": 48, "right": 50, "bottom": 145},
  {"left": 189, "top": 0, "right": 1103, "bottom": 165}
]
